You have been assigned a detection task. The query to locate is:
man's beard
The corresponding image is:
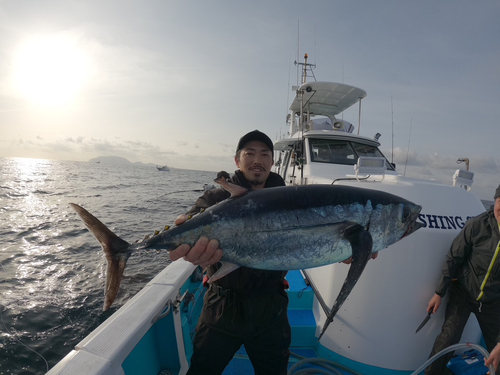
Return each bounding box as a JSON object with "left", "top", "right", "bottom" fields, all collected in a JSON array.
[{"left": 247, "top": 176, "right": 266, "bottom": 186}]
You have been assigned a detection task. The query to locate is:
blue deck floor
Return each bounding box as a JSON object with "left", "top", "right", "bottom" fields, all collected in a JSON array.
[
  {"left": 223, "top": 346, "right": 354, "bottom": 375},
  {"left": 221, "top": 271, "right": 355, "bottom": 374}
]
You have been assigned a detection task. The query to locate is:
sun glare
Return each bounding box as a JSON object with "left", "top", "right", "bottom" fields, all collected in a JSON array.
[
  {"left": 12, "top": 157, "right": 51, "bottom": 178},
  {"left": 13, "top": 35, "right": 89, "bottom": 107}
]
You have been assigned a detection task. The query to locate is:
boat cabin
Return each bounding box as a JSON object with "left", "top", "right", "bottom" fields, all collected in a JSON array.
[
  {"left": 274, "top": 78, "right": 396, "bottom": 185},
  {"left": 274, "top": 128, "right": 397, "bottom": 186}
]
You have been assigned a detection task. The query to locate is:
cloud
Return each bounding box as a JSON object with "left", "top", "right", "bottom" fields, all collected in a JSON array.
[
  {"left": 171, "top": 152, "right": 236, "bottom": 173},
  {"left": 76, "top": 137, "right": 179, "bottom": 161},
  {"left": 386, "top": 147, "right": 500, "bottom": 200},
  {"left": 0, "top": 135, "right": 181, "bottom": 164},
  {"left": 390, "top": 147, "right": 499, "bottom": 173}
]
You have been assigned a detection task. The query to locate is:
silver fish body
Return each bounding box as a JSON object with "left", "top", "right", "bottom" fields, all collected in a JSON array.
[
  {"left": 70, "top": 184, "right": 422, "bottom": 326},
  {"left": 135, "top": 184, "right": 421, "bottom": 269}
]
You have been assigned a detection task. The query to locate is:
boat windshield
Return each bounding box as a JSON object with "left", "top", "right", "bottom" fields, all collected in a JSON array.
[{"left": 309, "top": 139, "right": 395, "bottom": 171}]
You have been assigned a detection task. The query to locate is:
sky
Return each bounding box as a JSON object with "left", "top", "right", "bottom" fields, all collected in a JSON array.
[{"left": 0, "top": 1, "right": 499, "bottom": 200}]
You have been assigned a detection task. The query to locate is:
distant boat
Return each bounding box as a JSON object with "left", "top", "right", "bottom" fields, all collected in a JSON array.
[
  {"left": 156, "top": 165, "right": 169, "bottom": 171},
  {"left": 96, "top": 161, "right": 100, "bottom": 164}
]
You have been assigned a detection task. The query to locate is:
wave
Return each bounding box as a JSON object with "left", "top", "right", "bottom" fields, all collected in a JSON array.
[
  {"left": 33, "top": 189, "right": 53, "bottom": 195},
  {"left": 0, "top": 159, "right": 212, "bottom": 374}
]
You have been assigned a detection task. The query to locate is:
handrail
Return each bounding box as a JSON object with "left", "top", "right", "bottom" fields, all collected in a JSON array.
[
  {"left": 301, "top": 269, "right": 330, "bottom": 316},
  {"left": 151, "top": 300, "right": 172, "bottom": 324}
]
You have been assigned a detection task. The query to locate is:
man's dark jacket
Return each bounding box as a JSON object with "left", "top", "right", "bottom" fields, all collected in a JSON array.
[
  {"left": 185, "top": 170, "right": 289, "bottom": 336},
  {"left": 436, "top": 208, "right": 500, "bottom": 303}
]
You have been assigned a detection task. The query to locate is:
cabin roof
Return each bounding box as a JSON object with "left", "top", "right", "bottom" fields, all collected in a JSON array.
[{"left": 289, "top": 81, "right": 367, "bottom": 117}]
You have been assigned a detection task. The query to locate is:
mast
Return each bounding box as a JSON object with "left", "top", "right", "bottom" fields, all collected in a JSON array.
[
  {"left": 294, "top": 53, "right": 317, "bottom": 133},
  {"left": 302, "top": 53, "right": 308, "bottom": 84},
  {"left": 404, "top": 119, "right": 413, "bottom": 176},
  {"left": 295, "top": 53, "right": 316, "bottom": 85}
]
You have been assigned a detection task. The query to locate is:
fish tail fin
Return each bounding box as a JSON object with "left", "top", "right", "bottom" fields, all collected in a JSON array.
[
  {"left": 69, "top": 203, "right": 131, "bottom": 311},
  {"left": 318, "top": 224, "right": 373, "bottom": 340}
]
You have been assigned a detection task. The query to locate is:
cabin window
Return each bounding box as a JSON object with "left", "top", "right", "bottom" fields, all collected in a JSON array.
[
  {"left": 281, "top": 150, "right": 291, "bottom": 180},
  {"left": 309, "top": 138, "right": 395, "bottom": 171},
  {"left": 310, "top": 139, "right": 356, "bottom": 165},
  {"left": 351, "top": 143, "right": 395, "bottom": 171},
  {"left": 280, "top": 141, "right": 302, "bottom": 182}
]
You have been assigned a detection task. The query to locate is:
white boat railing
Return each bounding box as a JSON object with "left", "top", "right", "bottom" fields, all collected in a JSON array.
[{"left": 47, "top": 260, "right": 197, "bottom": 375}]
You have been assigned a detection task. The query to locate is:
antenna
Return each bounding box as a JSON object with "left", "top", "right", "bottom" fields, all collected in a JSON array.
[
  {"left": 342, "top": 62, "right": 344, "bottom": 121},
  {"left": 314, "top": 23, "right": 317, "bottom": 67},
  {"left": 391, "top": 95, "right": 394, "bottom": 164},
  {"left": 357, "top": 98, "right": 362, "bottom": 135},
  {"left": 283, "top": 56, "right": 292, "bottom": 139},
  {"left": 296, "top": 20, "right": 300, "bottom": 86},
  {"left": 404, "top": 118, "right": 412, "bottom": 176}
]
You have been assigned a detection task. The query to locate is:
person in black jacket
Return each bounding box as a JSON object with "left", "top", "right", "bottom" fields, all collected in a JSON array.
[
  {"left": 425, "top": 184, "right": 500, "bottom": 374},
  {"left": 216, "top": 170, "right": 230, "bottom": 181},
  {"left": 169, "top": 130, "right": 291, "bottom": 375}
]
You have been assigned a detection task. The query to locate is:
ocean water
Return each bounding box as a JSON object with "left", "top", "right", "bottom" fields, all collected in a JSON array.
[{"left": 0, "top": 158, "right": 215, "bottom": 375}]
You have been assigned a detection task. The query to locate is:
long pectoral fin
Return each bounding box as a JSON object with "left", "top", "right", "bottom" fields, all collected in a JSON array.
[
  {"left": 207, "top": 262, "right": 241, "bottom": 283},
  {"left": 318, "top": 224, "right": 373, "bottom": 340}
]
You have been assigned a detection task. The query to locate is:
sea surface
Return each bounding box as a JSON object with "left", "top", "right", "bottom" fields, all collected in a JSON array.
[{"left": 0, "top": 158, "right": 216, "bottom": 375}]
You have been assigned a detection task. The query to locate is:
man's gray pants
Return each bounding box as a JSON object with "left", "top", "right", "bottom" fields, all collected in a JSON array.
[{"left": 425, "top": 282, "right": 500, "bottom": 375}]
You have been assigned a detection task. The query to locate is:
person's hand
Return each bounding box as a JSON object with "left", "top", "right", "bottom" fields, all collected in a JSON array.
[
  {"left": 174, "top": 214, "right": 188, "bottom": 226},
  {"left": 168, "top": 214, "right": 223, "bottom": 268},
  {"left": 341, "top": 257, "right": 352, "bottom": 264},
  {"left": 485, "top": 342, "right": 500, "bottom": 374},
  {"left": 427, "top": 294, "right": 442, "bottom": 314},
  {"left": 341, "top": 252, "right": 378, "bottom": 265}
]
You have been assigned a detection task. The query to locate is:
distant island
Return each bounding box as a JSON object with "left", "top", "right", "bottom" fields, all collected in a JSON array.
[{"left": 89, "top": 156, "right": 156, "bottom": 166}]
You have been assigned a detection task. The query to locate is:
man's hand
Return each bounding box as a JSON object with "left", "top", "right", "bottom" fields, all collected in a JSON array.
[
  {"left": 168, "top": 214, "right": 223, "bottom": 268},
  {"left": 485, "top": 342, "right": 500, "bottom": 373},
  {"left": 427, "top": 294, "right": 442, "bottom": 314}
]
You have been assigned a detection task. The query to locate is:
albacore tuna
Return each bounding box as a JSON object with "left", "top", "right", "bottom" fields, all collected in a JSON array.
[{"left": 70, "top": 182, "right": 422, "bottom": 337}]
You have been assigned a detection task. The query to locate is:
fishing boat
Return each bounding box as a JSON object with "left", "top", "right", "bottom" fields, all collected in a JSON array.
[
  {"left": 48, "top": 55, "right": 489, "bottom": 375},
  {"left": 157, "top": 165, "right": 170, "bottom": 172}
]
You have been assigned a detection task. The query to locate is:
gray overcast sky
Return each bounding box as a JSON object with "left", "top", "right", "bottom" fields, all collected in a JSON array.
[{"left": 0, "top": 0, "right": 499, "bottom": 199}]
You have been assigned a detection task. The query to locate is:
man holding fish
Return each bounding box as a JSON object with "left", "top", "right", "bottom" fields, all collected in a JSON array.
[
  {"left": 170, "top": 130, "right": 292, "bottom": 375},
  {"left": 169, "top": 129, "right": 388, "bottom": 374}
]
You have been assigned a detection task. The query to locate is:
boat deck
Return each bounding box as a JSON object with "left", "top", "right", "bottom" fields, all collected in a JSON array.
[
  {"left": 222, "top": 270, "right": 355, "bottom": 374},
  {"left": 223, "top": 347, "right": 353, "bottom": 375}
]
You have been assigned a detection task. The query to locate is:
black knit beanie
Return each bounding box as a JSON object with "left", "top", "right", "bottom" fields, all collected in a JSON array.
[{"left": 495, "top": 184, "right": 500, "bottom": 200}]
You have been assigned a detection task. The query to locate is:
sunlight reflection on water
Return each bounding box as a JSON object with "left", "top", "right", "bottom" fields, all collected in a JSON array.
[{"left": 0, "top": 157, "right": 215, "bottom": 374}]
